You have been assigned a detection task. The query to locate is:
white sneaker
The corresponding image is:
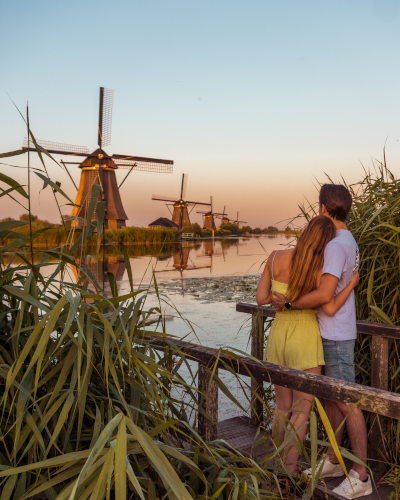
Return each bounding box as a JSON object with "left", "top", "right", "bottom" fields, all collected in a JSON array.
[
  {"left": 303, "top": 455, "right": 345, "bottom": 479},
  {"left": 332, "top": 470, "right": 372, "bottom": 499}
]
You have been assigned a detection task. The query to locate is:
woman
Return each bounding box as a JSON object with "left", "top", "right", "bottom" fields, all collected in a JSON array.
[{"left": 256, "top": 215, "right": 359, "bottom": 475}]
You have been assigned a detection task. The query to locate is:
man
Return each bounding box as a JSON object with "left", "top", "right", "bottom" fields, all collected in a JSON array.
[{"left": 272, "top": 184, "right": 372, "bottom": 499}]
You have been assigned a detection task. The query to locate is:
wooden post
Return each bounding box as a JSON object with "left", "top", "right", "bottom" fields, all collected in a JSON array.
[
  {"left": 250, "top": 312, "right": 265, "bottom": 426},
  {"left": 198, "top": 363, "right": 218, "bottom": 442},
  {"left": 369, "top": 336, "right": 389, "bottom": 475}
]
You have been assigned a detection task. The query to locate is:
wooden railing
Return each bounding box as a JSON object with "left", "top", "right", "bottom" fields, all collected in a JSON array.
[
  {"left": 236, "top": 303, "right": 400, "bottom": 475},
  {"left": 142, "top": 303, "right": 400, "bottom": 475},
  {"left": 181, "top": 232, "right": 195, "bottom": 240}
]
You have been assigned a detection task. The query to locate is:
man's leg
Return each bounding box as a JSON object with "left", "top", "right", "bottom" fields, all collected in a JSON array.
[
  {"left": 325, "top": 401, "right": 368, "bottom": 478},
  {"left": 337, "top": 403, "right": 368, "bottom": 479},
  {"left": 323, "top": 339, "right": 368, "bottom": 480}
]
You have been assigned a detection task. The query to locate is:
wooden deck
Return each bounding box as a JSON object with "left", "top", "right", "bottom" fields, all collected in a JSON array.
[{"left": 218, "top": 416, "right": 395, "bottom": 500}]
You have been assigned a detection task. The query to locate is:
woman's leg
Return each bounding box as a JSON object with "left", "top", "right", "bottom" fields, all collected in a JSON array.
[
  {"left": 272, "top": 384, "right": 294, "bottom": 446},
  {"left": 284, "top": 366, "right": 322, "bottom": 475}
]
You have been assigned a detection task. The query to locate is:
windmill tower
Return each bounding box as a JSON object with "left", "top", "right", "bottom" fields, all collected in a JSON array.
[
  {"left": 233, "top": 212, "right": 247, "bottom": 229},
  {"left": 22, "top": 87, "right": 173, "bottom": 229},
  {"left": 152, "top": 174, "right": 210, "bottom": 230},
  {"left": 197, "top": 197, "right": 225, "bottom": 230}
]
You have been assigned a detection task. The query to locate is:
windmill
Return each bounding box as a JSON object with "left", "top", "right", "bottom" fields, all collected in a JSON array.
[
  {"left": 22, "top": 87, "right": 173, "bottom": 229},
  {"left": 197, "top": 197, "right": 225, "bottom": 230},
  {"left": 233, "top": 212, "right": 247, "bottom": 229},
  {"left": 219, "top": 206, "right": 231, "bottom": 226},
  {"left": 152, "top": 174, "right": 210, "bottom": 230}
]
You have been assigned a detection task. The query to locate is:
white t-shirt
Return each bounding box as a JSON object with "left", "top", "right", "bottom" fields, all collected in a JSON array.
[{"left": 317, "top": 230, "right": 358, "bottom": 341}]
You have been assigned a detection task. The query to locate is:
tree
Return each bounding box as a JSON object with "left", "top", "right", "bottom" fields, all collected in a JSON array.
[
  {"left": 266, "top": 226, "right": 279, "bottom": 233},
  {"left": 285, "top": 226, "right": 292, "bottom": 232},
  {"left": 19, "top": 213, "right": 38, "bottom": 222},
  {"left": 240, "top": 225, "right": 252, "bottom": 234},
  {"left": 220, "top": 223, "right": 239, "bottom": 235}
]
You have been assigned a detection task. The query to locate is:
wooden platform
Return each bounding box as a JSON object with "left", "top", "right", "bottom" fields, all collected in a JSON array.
[{"left": 218, "top": 416, "right": 394, "bottom": 500}]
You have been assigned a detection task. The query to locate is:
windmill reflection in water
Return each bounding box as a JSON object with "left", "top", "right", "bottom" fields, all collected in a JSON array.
[{"left": 73, "top": 255, "right": 126, "bottom": 298}]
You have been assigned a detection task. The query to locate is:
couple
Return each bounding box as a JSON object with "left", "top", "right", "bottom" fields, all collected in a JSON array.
[{"left": 256, "top": 184, "right": 372, "bottom": 499}]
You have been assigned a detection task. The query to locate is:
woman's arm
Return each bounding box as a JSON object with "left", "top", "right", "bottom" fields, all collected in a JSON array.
[
  {"left": 256, "top": 252, "right": 276, "bottom": 305},
  {"left": 321, "top": 271, "right": 359, "bottom": 317}
]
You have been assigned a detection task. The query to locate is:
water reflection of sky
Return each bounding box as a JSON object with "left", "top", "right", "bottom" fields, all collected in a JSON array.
[{"left": 125, "top": 234, "right": 292, "bottom": 284}]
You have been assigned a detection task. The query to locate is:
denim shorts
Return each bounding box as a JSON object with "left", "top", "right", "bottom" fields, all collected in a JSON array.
[{"left": 322, "top": 339, "right": 356, "bottom": 383}]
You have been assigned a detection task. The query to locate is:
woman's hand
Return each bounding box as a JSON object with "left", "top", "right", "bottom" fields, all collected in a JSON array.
[{"left": 350, "top": 271, "right": 360, "bottom": 288}]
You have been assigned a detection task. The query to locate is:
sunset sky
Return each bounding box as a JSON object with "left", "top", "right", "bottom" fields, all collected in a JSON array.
[{"left": 1, "top": 0, "right": 400, "bottom": 228}]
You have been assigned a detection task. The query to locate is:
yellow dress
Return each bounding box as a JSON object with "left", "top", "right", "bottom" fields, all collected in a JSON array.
[{"left": 264, "top": 279, "right": 325, "bottom": 370}]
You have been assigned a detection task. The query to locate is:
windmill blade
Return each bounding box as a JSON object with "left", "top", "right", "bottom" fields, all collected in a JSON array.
[
  {"left": 113, "top": 155, "right": 173, "bottom": 173},
  {"left": 185, "top": 200, "right": 211, "bottom": 206},
  {"left": 152, "top": 195, "right": 177, "bottom": 202},
  {"left": 98, "top": 87, "right": 114, "bottom": 148},
  {"left": 181, "top": 173, "right": 188, "bottom": 199},
  {"left": 23, "top": 138, "right": 89, "bottom": 156},
  {"left": 223, "top": 205, "right": 226, "bottom": 215},
  {"left": 210, "top": 196, "right": 213, "bottom": 212},
  {"left": 196, "top": 211, "right": 209, "bottom": 214}
]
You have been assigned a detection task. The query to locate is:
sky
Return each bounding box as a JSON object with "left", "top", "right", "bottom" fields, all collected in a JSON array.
[{"left": 1, "top": 0, "right": 400, "bottom": 229}]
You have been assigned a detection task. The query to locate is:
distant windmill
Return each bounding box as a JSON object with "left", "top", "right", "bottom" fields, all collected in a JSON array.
[
  {"left": 152, "top": 174, "right": 210, "bottom": 230},
  {"left": 197, "top": 197, "right": 225, "bottom": 230},
  {"left": 219, "top": 206, "right": 231, "bottom": 226},
  {"left": 23, "top": 87, "right": 173, "bottom": 229},
  {"left": 233, "top": 211, "right": 247, "bottom": 229}
]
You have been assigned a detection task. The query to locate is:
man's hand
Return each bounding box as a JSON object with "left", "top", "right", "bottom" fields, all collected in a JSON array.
[{"left": 271, "top": 292, "right": 286, "bottom": 311}]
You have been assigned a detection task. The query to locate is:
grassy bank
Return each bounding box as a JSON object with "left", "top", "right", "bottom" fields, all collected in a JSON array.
[{"left": 0, "top": 221, "right": 180, "bottom": 246}]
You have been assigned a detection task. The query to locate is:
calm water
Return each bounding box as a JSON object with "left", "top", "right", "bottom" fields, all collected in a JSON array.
[{"left": 79, "top": 234, "right": 290, "bottom": 419}]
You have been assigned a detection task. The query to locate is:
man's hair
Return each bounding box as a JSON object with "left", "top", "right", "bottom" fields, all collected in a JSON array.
[{"left": 319, "top": 184, "right": 352, "bottom": 222}]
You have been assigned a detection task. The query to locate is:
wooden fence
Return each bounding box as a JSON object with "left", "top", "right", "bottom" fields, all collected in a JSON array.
[{"left": 143, "top": 303, "right": 400, "bottom": 476}]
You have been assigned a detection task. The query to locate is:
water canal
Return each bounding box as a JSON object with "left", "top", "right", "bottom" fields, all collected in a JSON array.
[{"left": 79, "top": 234, "right": 292, "bottom": 420}]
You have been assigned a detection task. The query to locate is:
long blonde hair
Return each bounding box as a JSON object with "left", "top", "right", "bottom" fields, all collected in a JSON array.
[{"left": 286, "top": 215, "right": 335, "bottom": 302}]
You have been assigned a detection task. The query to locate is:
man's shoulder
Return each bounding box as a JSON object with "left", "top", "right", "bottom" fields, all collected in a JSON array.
[{"left": 327, "top": 231, "right": 357, "bottom": 252}]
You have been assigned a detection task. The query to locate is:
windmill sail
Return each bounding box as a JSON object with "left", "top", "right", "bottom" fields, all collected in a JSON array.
[
  {"left": 98, "top": 87, "right": 114, "bottom": 148},
  {"left": 113, "top": 157, "right": 173, "bottom": 173},
  {"left": 181, "top": 174, "right": 188, "bottom": 199},
  {"left": 23, "top": 138, "right": 89, "bottom": 156}
]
